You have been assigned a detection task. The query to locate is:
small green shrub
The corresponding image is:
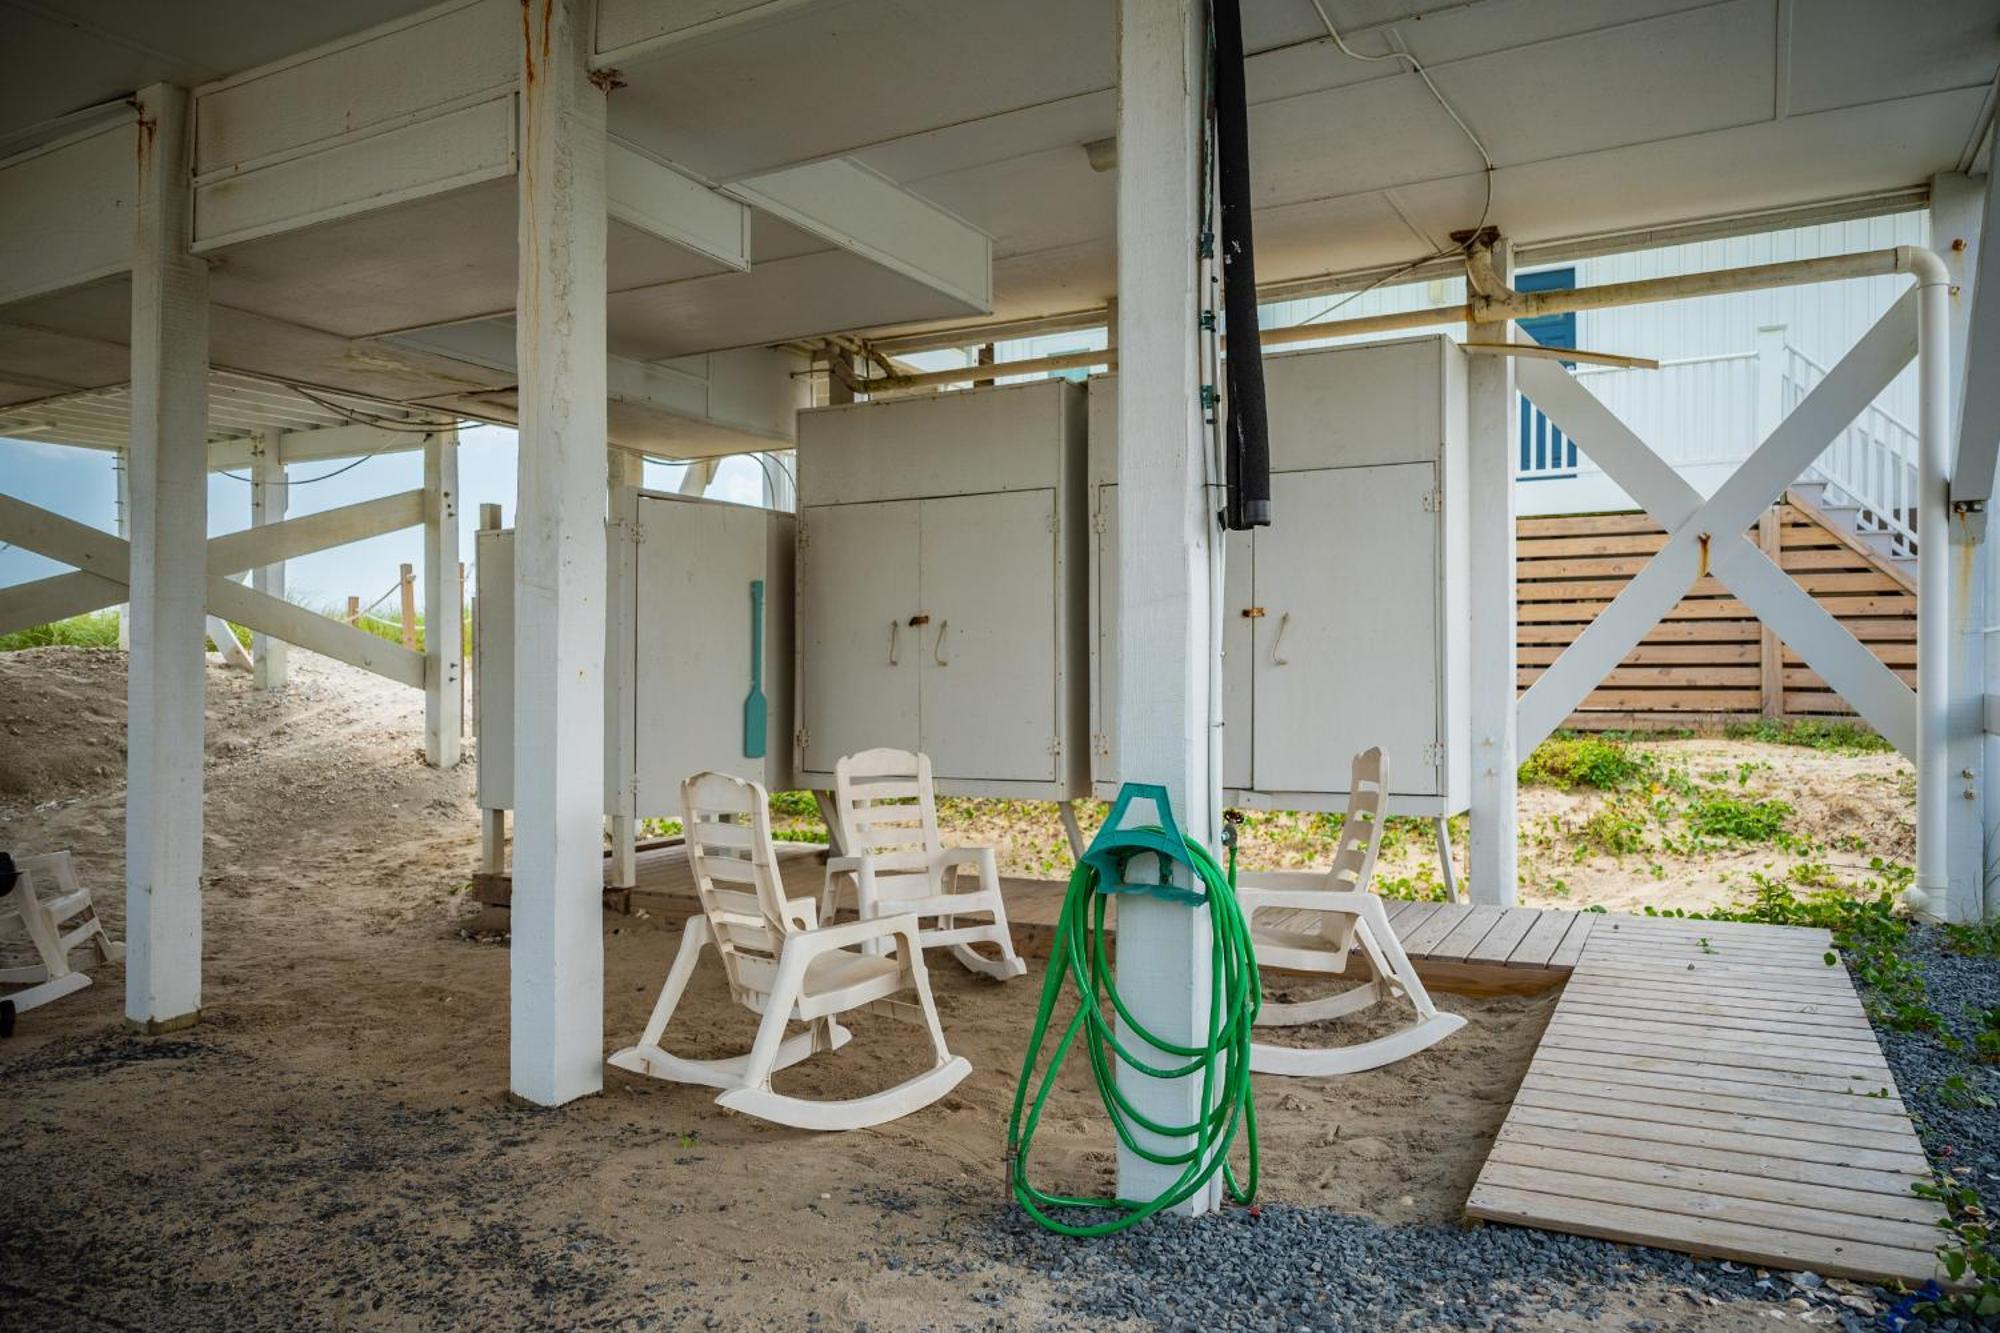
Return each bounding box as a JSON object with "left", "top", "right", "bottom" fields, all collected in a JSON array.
[
  {"left": 1518, "top": 736, "right": 1653, "bottom": 791},
  {"left": 1684, "top": 794, "right": 1791, "bottom": 842},
  {"left": 1911, "top": 1175, "right": 2000, "bottom": 1321},
  {"left": 1723, "top": 717, "right": 1894, "bottom": 753},
  {"left": 0, "top": 610, "right": 124, "bottom": 651},
  {"left": 1581, "top": 803, "right": 1647, "bottom": 856},
  {"left": 768, "top": 790, "right": 820, "bottom": 819}
]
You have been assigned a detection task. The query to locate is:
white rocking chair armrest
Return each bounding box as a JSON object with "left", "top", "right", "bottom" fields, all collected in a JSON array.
[
  {"left": 936, "top": 844, "right": 998, "bottom": 889},
  {"left": 789, "top": 912, "right": 923, "bottom": 957},
  {"left": 1234, "top": 869, "right": 1338, "bottom": 892},
  {"left": 1236, "top": 885, "right": 1390, "bottom": 916}
]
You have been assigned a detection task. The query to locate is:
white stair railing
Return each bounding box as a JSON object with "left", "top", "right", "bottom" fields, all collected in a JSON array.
[{"left": 1782, "top": 343, "right": 1920, "bottom": 557}]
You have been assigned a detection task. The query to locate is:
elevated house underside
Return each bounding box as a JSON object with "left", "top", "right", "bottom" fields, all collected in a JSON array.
[{"left": 1, "top": 0, "right": 1998, "bottom": 1287}]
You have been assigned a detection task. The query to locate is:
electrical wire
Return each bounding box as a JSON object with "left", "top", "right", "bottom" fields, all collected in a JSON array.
[
  {"left": 215, "top": 450, "right": 384, "bottom": 487},
  {"left": 1295, "top": 0, "right": 1496, "bottom": 327}
]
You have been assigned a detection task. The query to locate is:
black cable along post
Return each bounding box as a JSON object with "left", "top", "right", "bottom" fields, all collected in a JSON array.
[{"left": 1211, "top": 0, "right": 1270, "bottom": 531}]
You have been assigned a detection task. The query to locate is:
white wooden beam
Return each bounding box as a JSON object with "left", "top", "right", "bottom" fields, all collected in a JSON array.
[
  {"left": 0, "top": 116, "right": 135, "bottom": 308},
  {"left": 605, "top": 448, "right": 642, "bottom": 889},
  {"left": 1931, "top": 173, "right": 1990, "bottom": 923},
  {"left": 722, "top": 157, "right": 992, "bottom": 313},
  {"left": 125, "top": 83, "right": 209, "bottom": 1034},
  {"left": 250, "top": 430, "right": 288, "bottom": 689},
  {"left": 208, "top": 490, "right": 425, "bottom": 573},
  {"left": 1466, "top": 240, "right": 1516, "bottom": 908},
  {"left": 0, "top": 569, "right": 127, "bottom": 635},
  {"left": 1948, "top": 168, "right": 2000, "bottom": 531},
  {"left": 1112, "top": 0, "right": 1217, "bottom": 1216},
  {"left": 593, "top": 0, "right": 818, "bottom": 68},
  {"left": 207, "top": 578, "right": 425, "bottom": 687},
  {"left": 511, "top": 0, "right": 609, "bottom": 1108},
  {"left": 208, "top": 613, "right": 253, "bottom": 670},
  {"left": 606, "top": 137, "right": 750, "bottom": 271},
  {"left": 425, "top": 429, "right": 464, "bottom": 767},
  {"left": 189, "top": 0, "right": 516, "bottom": 253}
]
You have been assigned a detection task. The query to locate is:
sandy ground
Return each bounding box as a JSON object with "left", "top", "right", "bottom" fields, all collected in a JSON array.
[{"left": 0, "top": 648, "right": 1866, "bottom": 1330}]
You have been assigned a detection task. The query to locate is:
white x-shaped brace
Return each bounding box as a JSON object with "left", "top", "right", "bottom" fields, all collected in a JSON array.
[
  {"left": 0, "top": 487, "right": 430, "bottom": 688},
  {"left": 1515, "top": 288, "right": 1921, "bottom": 758}
]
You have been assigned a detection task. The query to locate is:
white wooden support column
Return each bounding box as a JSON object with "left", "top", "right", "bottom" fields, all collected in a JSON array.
[
  {"left": 1112, "top": 0, "right": 1218, "bottom": 1215},
  {"left": 424, "top": 428, "right": 463, "bottom": 766},
  {"left": 250, "top": 429, "right": 287, "bottom": 689},
  {"left": 1933, "top": 173, "right": 1989, "bottom": 922},
  {"left": 1466, "top": 239, "right": 1517, "bottom": 907},
  {"left": 125, "top": 83, "right": 209, "bottom": 1033},
  {"left": 606, "top": 448, "right": 642, "bottom": 890},
  {"left": 511, "top": 0, "right": 608, "bottom": 1106},
  {"left": 478, "top": 501, "right": 508, "bottom": 876},
  {"left": 114, "top": 451, "right": 131, "bottom": 649}
]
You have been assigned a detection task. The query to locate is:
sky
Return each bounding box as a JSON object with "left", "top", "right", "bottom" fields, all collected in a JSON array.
[{"left": 0, "top": 425, "right": 770, "bottom": 620}]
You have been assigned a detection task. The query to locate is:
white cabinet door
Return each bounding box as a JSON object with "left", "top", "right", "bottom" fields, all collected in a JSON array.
[
  {"left": 1095, "top": 482, "right": 1253, "bottom": 792},
  {"left": 1251, "top": 463, "right": 1439, "bottom": 796},
  {"left": 918, "top": 489, "right": 1057, "bottom": 783},
  {"left": 798, "top": 500, "right": 920, "bottom": 774},
  {"left": 634, "top": 498, "right": 766, "bottom": 808}
]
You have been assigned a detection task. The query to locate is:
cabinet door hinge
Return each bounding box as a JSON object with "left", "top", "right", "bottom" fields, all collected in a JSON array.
[
  {"left": 1090, "top": 509, "right": 1107, "bottom": 535},
  {"left": 1091, "top": 732, "right": 1111, "bottom": 758},
  {"left": 1424, "top": 741, "right": 1445, "bottom": 767},
  {"left": 794, "top": 726, "right": 811, "bottom": 752},
  {"left": 1422, "top": 490, "right": 1443, "bottom": 514},
  {"left": 1048, "top": 736, "right": 1064, "bottom": 757}
]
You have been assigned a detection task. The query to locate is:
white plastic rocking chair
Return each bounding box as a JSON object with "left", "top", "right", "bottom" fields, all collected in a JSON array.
[
  {"left": 607, "top": 771, "right": 971, "bottom": 1131},
  {"left": 820, "top": 748, "right": 1027, "bottom": 981},
  {"left": 1, "top": 851, "right": 123, "bottom": 1024},
  {"left": 1235, "top": 748, "right": 1467, "bottom": 1076}
]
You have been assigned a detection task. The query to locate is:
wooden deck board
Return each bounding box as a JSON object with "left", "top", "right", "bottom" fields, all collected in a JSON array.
[{"left": 1467, "top": 915, "right": 1945, "bottom": 1286}]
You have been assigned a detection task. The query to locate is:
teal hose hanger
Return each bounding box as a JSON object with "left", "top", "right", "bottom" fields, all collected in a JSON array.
[{"left": 1007, "top": 782, "right": 1262, "bottom": 1236}]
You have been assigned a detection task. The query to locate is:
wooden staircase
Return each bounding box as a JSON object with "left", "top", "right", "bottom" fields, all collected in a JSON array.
[{"left": 1784, "top": 480, "right": 1916, "bottom": 594}]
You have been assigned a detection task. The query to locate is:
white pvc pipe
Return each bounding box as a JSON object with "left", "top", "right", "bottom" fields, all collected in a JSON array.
[{"left": 1903, "top": 245, "right": 1953, "bottom": 920}]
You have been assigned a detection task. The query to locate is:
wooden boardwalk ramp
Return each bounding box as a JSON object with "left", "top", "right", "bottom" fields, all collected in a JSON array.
[{"left": 1465, "top": 913, "right": 1947, "bottom": 1285}]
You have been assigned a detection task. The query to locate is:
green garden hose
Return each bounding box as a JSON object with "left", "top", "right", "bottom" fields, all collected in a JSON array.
[{"left": 1006, "top": 784, "right": 1261, "bottom": 1236}]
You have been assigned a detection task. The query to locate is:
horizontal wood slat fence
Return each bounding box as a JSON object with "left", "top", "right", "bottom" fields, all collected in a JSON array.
[{"left": 1519, "top": 501, "right": 1915, "bottom": 731}]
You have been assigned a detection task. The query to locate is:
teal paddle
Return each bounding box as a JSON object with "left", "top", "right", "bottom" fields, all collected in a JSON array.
[{"left": 743, "top": 579, "right": 767, "bottom": 759}]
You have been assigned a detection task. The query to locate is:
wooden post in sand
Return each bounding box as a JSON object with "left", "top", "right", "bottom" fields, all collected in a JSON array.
[{"left": 398, "top": 563, "right": 418, "bottom": 650}]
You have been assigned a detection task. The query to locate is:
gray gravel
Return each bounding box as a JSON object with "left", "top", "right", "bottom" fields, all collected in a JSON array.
[
  {"left": 835, "top": 1183, "right": 1903, "bottom": 1332},
  {"left": 1873, "top": 923, "right": 2000, "bottom": 1190}
]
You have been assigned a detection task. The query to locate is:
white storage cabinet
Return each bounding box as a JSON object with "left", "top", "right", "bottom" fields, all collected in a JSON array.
[
  {"left": 794, "top": 379, "right": 1088, "bottom": 798},
  {"left": 474, "top": 491, "right": 795, "bottom": 819},
  {"left": 1089, "top": 335, "right": 1471, "bottom": 815}
]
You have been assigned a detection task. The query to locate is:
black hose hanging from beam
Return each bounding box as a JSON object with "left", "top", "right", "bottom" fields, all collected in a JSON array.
[{"left": 1212, "top": 0, "right": 1270, "bottom": 530}]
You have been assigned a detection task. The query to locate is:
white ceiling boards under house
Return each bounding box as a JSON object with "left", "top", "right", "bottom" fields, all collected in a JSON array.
[
  {"left": 473, "top": 492, "right": 795, "bottom": 817},
  {"left": 1091, "top": 337, "right": 1472, "bottom": 816},
  {"left": 793, "top": 379, "right": 1088, "bottom": 799}
]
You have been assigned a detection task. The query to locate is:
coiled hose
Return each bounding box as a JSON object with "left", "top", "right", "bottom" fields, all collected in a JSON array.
[{"left": 1006, "top": 793, "right": 1260, "bottom": 1235}]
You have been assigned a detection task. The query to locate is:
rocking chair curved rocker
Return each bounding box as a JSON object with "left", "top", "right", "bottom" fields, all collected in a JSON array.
[
  {"left": 608, "top": 771, "right": 971, "bottom": 1131},
  {"left": 1236, "top": 749, "right": 1467, "bottom": 1076}
]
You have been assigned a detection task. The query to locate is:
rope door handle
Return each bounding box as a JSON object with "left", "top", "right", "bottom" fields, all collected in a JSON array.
[
  {"left": 933, "top": 619, "right": 951, "bottom": 666},
  {"left": 1272, "top": 611, "right": 1291, "bottom": 666},
  {"left": 888, "top": 619, "right": 901, "bottom": 666}
]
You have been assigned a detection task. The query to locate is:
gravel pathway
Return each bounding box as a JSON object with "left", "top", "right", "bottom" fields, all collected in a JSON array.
[{"left": 1873, "top": 924, "right": 2000, "bottom": 1190}]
